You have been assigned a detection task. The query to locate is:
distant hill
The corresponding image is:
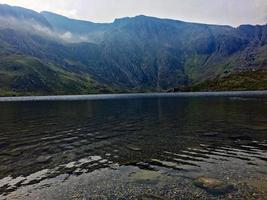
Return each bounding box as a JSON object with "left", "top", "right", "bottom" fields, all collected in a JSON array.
[{"left": 0, "top": 4, "right": 266, "bottom": 96}]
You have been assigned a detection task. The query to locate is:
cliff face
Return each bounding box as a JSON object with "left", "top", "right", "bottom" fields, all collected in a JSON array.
[{"left": 0, "top": 4, "right": 266, "bottom": 96}]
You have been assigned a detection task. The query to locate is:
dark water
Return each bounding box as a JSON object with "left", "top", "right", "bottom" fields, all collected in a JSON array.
[{"left": 0, "top": 93, "right": 267, "bottom": 199}]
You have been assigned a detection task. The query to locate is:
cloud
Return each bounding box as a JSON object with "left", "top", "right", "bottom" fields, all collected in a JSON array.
[
  {"left": 0, "top": 0, "right": 266, "bottom": 26},
  {"left": 0, "top": 16, "right": 91, "bottom": 43}
]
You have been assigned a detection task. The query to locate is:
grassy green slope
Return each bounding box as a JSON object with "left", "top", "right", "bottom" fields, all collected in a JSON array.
[
  {"left": 0, "top": 54, "right": 115, "bottom": 96},
  {"left": 190, "top": 69, "right": 267, "bottom": 91}
]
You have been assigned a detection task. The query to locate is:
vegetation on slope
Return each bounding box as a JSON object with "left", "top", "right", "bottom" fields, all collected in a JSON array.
[
  {"left": 0, "top": 55, "right": 116, "bottom": 96},
  {"left": 190, "top": 69, "right": 267, "bottom": 91}
]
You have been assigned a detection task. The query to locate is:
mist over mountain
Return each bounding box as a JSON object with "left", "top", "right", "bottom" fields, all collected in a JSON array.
[{"left": 0, "top": 4, "right": 266, "bottom": 96}]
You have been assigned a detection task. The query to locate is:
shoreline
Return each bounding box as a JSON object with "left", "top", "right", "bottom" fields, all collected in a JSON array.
[{"left": 0, "top": 90, "right": 267, "bottom": 102}]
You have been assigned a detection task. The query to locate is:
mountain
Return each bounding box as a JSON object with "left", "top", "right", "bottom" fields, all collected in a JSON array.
[
  {"left": 41, "top": 11, "right": 111, "bottom": 43},
  {"left": 0, "top": 4, "right": 266, "bottom": 96},
  {"left": 0, "top": 4, "right": 51, "bottom": 28}
]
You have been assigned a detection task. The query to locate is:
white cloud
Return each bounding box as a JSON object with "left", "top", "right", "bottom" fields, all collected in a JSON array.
[
  {"left": 0, "top": 0, "right": 266, "bottom": 26},
  {"left": 61, "top": 32, "right": 72, "bottom": 40},
  {"left": 0, "top": 16, "right": 90, "bottom": 43}
]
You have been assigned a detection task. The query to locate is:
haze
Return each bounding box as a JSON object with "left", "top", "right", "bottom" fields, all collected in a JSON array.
[{"left": 0, "top": 0, "right": 266, "bottom": 26}]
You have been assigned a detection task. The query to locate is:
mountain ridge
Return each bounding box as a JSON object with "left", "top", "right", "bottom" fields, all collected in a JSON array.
[{"left": 0, "top": 4, "right": 266, "bottom": 96}]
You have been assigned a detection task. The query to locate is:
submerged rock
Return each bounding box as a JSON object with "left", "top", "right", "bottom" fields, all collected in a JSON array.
[
  {"left": 129, "top": 168, "right": 172, "bottom": 188},
  {"left": 193, "top": 176, "right": 235, "bottom": 195},
  {"left": 130, "top": 170, "right": 163, "bottom": 184}
]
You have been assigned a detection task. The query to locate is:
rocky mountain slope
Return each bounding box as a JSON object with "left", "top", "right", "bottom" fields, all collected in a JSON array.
[{"left": 0, "top": 4, "right": 266, "bottom": 96}]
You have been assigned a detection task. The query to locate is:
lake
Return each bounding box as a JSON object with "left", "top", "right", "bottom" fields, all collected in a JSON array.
[{"left": 0, "top": 92, "right": 267, "bottom": 199}]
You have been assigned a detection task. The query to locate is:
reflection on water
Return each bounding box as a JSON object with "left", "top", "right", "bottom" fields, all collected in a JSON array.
[{"left": 0, "top": 95, "right": 267, "bottom": 199}]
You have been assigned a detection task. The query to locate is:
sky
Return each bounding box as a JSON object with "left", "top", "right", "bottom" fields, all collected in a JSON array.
[{"left": 0, "top": 0, "right": 267, "bottom": 26}]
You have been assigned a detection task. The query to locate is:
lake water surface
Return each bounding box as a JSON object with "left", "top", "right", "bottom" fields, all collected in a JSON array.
[{"left": 0, "top": 92, "right": 267, "bottom": 199}]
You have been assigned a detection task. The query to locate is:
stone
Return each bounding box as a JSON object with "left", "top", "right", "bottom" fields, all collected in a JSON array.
[{"left": 193, "top": 176, "right": 235, "bottom": 195}]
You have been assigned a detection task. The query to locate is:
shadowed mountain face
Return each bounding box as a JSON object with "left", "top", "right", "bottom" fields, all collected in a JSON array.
[{"left": 0, "top": 4, "right": 267, "bottom": 95}]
